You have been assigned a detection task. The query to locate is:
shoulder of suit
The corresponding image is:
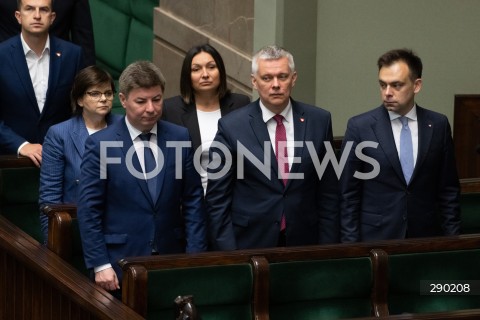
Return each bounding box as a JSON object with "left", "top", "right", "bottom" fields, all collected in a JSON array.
[
  {"left": 50, "top": 35, "right": 82, "bottom": 53},
  {"left": 292, "top": 100, "right": 331, "bottom": 118},
  {"left": 0, "top": 34, "right": 19, "bottom": 50},
  {"left": 163, "top": 95, "right": 190, "bottom": 114}
]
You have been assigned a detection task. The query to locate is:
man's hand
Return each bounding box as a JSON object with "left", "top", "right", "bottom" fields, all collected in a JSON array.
[
  {"left": 95, "top": 267, "right": 120, "bottom": 292},
  {"left": 19, "top": 143, "right": 42, "bottom": 167}
]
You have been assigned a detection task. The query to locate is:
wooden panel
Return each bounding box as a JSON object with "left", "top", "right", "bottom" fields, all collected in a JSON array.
[{"left": 454, "top": 95, "right": 480, "bottom": 178}]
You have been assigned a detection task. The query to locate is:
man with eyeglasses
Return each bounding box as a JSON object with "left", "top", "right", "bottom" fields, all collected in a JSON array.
[{"left": 0, "top": 0, "right": 84, "bottom": 166}]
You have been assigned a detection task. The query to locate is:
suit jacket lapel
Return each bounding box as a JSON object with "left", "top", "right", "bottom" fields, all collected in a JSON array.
[
  {"left": 11, "top": 36, "right": 39, "bottom": 114},
  {"left": 372, "top": 106, "right": 405, "bottom": 183},
  {"left": 117, "top": 120, "right": 153, "bottom": 206},
  {"left": 44, "top": 37, "right": 61, "bottom": 117},
  {"left": 153, "top": 121, "right": 168, "bottom": 208},
  {"left": 248, "top": 102, "right": 279, "bottom": 181},
  {"left": 412, "top": 106, "right": 433, "bottom": 182},
  {"left": 290, "top": 101, "right": 306, "bottom": 180},
  {"left": 70, "top": 116, "right": 88, "bottom": 158},
  {"left": 180, "top": 104, "right": 202, "bottom": 151}
]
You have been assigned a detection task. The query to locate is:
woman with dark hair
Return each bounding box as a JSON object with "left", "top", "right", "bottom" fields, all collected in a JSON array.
[
  {"left": 39, "top": 65, "right": 121, "bottom": 243},
  {"left": 163, "top": 43, "right": 250, "bottom": 193}
]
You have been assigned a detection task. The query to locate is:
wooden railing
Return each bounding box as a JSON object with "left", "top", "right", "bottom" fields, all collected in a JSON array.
[{"left": 0, "top": 215, "right": 143, "bottom": 320}]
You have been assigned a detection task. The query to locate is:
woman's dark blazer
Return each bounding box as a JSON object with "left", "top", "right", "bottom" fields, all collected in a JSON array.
[{"left": 162, "top": 92, "right": 250, "bottom": 151}]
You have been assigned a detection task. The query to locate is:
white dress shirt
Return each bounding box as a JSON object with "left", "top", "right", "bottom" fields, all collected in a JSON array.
[
  {"left": 259, "top": 100, "right": 294, "bottom": 171},
  {"left": 20, "top": 33, "right": 50, "bottom": 113},
  {"left": 389, "top": 105, "right": 418, "bottom": 167}
]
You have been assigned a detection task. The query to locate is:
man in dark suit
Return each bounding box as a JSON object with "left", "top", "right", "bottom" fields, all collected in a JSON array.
[
  {"left": 339, "top": 48, "right": 461, "bottom": 242},
  {"left": 0, "top": 0, "right": 95, "bottom": 65},
  {"left": 78, "top": 61, "right": 207, "bottom": 296},
  {"left": 206, "top": 45, "right": 339, "bottom": 250},
  {"left": 0, "top": 0, "right": 84, "bottom": 166}
]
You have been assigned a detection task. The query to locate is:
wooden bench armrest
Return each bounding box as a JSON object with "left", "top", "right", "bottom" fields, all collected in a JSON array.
[
  {"left": 370, "top": 249, "right": 389, "bottom": 317},
  {"left": 251, "top": 256, "right": 270, "bottom": 320},
  {"left": 42, "top": 203, "right": 77, "bottom": 218},
  {"left": 42, "top": 204, "right": 77, "bottom": 259},
  {"left": 0, "top": 155, "right": 36, "bottom": 168},
  {"left": 122, "top": 264, "right": 148, "bottom": 318}
]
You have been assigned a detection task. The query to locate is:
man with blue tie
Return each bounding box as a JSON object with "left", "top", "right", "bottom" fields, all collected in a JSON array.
[
  {"left": 339, "top": 49, "right": 461, "bottom": 242},
  {"left": 0, "top": 0, "right": 84, "bottom": 166},
  {"left": 77, "top": 61, "right": 207, "bottom": 297},
  {"left": 206, "top": 45, "right": 340, "bottom": 250}
]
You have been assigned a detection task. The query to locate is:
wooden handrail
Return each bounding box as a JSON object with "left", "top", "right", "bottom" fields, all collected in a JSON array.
[
  {"left": 0, "top": 154, "right": 35, "bottom": 168},
  {"left": 0, "top": 215, "right": 144, "bottom": 320}
]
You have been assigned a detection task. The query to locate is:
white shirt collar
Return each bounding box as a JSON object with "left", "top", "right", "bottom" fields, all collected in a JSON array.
[
  {"left": 388, "top": 104, "right": 418, "bottom": 121},
  {"left": 124, "top": 117, "right": 158, "bottom": 141},
  {"left": 20, "top": 33, "right": 50, "bottom": 57},
  {"left": 259, "top": 99, "right": 293, "bottom": 124}
]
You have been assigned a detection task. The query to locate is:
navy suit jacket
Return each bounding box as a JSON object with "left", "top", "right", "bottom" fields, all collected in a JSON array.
[
  {"left": 339, "top": 105, "right": 461, "bottom": 242},
  {"left": 77, "top": 118, "right": 207, "bottom": 281},
  {"left": 0, "top": 35, "right": 84, "bottom": 154},
  {"left": 0, "top": 0, "right": 95, "bottom": 65},
  {"left": 39, "top": 114, "right": 122, "bottom": 241},
  {"left": 162, "top": 92, "right": 250, "bottom": 151},
  {"left": 205, "top": 99, "right": 340, "bottom": 250}
]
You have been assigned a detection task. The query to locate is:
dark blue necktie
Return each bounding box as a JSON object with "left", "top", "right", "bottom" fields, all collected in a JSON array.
[
  {"left": 139, "top": 133, "right": 157, "bottom": 202},
  {"left": 399, "top": 117, "right": 414, "bottom": 184}
]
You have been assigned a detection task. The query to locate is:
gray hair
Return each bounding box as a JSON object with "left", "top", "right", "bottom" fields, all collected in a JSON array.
[{"left": 251, "top": 45, "right": 295, "bottom": 75}]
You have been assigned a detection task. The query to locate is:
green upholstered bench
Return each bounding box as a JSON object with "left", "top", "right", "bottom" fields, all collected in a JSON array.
[
  {"left": 0, "top": 166, "right": 42, "bottom": 243},
  {"left": 460, "top": 193, "right": 480, "bottom": 234},
  {"left": 268, "top": 256, "right": 375, "bottom": 320},
  {"left": 120, "top": 254, "right": 266, "bottom": 320},
  {"left": 90, "top": 0, "right": 157, "bottom": 114},
  {"left": 387, "top": 249, "right": 480, "bottom": 315},
  {"left": 147, "top": 264, "right": 254, "bottom": 319}
]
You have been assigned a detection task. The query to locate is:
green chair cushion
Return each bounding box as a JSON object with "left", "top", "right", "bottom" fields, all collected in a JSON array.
[
  {"left": 388, "top": 249, "right": 480, "bottom": 314},
  {"left": 269, "top": 257, "right": 373, "bottom": 320},
  {"left": 147, "top": 264, "right": 253, "bottom": 320},
  {"left": 460, "top": 193, "right": 480, "bottom": 234},
  {"left": 0, "top": 168, "right": 42, "bottom": 242}
]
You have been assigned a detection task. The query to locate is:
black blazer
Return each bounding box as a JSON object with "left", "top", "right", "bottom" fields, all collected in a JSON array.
[
  {"left": 162, "top": 92, "right": 250, "bottom": 151},
  {"left": 0, "top": 0, "right": 95, "bottom": 66}
]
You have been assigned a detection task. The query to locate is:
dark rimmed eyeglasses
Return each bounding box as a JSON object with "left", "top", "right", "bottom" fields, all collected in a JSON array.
[{"left": 86, "top": 91, "right": 115, "bottom": 101}]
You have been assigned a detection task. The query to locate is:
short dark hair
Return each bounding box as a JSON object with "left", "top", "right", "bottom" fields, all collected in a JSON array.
[
  {"left": 180, "top": 44, "right": 229, "bottom": 104},
  {"left": 71, "top": 65, "right": 115, "bottom": 115},
  {"left": 17, "top": 0, "right": 54, "bottom": 10},
  {"left": 377, "top": 48, "right": 423, "bottom": 81}
]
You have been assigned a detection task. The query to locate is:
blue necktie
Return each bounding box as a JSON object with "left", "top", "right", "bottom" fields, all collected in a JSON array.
[
  {"left": 139, "top": 133, "right": 157, "bottom": 202},
  {"left": 399, "top": 117, "right": 414, "bottom": 184}
]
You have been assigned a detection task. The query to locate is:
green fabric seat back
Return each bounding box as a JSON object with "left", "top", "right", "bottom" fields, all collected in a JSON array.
[
  {"left": 90, "top": 0, "right": 156, "bottom": 115},
  {"left": 388, "top": 249, "right": 480, "bottom": 314},
  {"left": 147, "top": 264, "right": 253, "bottom": 320},
  {"left": 460, "top": 193, "right": 480, "bottom": 234},
  {"left": 269, "top": 257, "right": 373, "bottom": 320},
  {"left": 0, "top": 168, "right": 42, "bottom": 242}
]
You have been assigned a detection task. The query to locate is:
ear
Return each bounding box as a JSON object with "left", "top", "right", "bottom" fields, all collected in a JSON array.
[
  {"left": 251, "top": 74, "right": 258, "bottom": 90},
  {"left": 413, "top": 78, "right": 422, "bottom": 94},
  {"left": 50, "top": 12, "right": 56, "bottom": 25},
  {"left": 119, "top": 93, "right": 127, "bottom": 109},
  {"left": 291, "top": 71, "right": 298, "bottom": 87},
  {"left": 15, "top": 11, "right": 21, "bottom": 25}
]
